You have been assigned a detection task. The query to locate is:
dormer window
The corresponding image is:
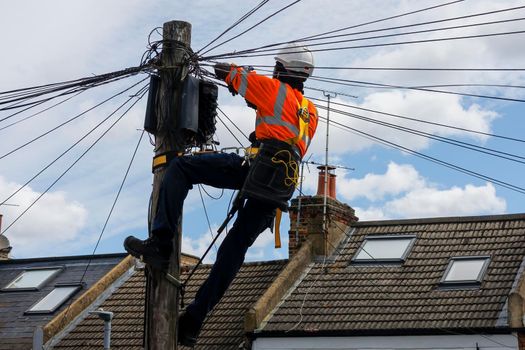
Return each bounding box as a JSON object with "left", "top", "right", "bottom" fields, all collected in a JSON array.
[
  {"left": 352, "top": 235, "right": 416, "bottom": 264},
  {"left": 441, "top": 256, "right": 490, "bottom": 287},
  {"left": 2, "top": 267, "right": 63, "bottom": 291}
]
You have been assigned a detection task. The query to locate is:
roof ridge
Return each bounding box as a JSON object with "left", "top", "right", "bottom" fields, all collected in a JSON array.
[{"left": 354, "top": 212, "right": 525, "bottom": 227}]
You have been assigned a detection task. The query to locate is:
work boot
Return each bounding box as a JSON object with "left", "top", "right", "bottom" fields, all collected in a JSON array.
[
  {"left": 124, "top": 235, "right": 171, "bottom": 271},
  {"left": 178, "top": 311, "right": 201, "bottom": 347}
]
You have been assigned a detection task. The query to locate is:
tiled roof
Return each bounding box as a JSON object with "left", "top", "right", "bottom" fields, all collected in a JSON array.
[
  {"left": 0, "top": 253, "right": 127, "bottom": 350},
  {"left": 261, "top": 214, "right": 525, "bottom": 335},
  {"left": 53, "top": 259, "right": 288, "bottom": 349}
]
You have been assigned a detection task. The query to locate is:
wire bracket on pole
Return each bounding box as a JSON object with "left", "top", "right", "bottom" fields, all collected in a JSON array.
[{"left": 165, "top": 273, "right": 183, "bottom": 288}]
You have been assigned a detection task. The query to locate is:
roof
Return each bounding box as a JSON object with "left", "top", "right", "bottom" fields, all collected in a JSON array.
[
  {"left": 259, "top": 213, "right": 525, "bottom": 336},
  {"left": 0, "top": 253, "right": 127, "bottom": 350},
  {"left": 53, "top": 259, "right": 288, "bottom": 349}
]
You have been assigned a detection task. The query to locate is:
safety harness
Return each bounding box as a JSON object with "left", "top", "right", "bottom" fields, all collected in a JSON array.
[{"left": 242, "top": 96, "right": 310, "bottom": 248}]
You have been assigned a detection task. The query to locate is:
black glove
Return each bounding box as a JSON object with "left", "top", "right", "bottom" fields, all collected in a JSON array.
[
  {"left": 228, "top": 85, "right": 238, "bottom": 96},
  {"left": 245, "top": 99, "right": 257, "bottom": 110}
]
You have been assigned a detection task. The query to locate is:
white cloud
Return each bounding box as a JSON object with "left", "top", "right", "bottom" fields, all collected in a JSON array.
[
  {"left": 182, "top": 226, "right": 223, "bottom": 264},
  {"left": 337, "top": 163, "right": 506, "bottom": 220},
  {"left": 338, "top": 162, "right": 425, "bottom": 201},
  {"left": 307, "top": 90, "right": 499, "bottom": 156},
  {"left": 0, "top": 176, "right": 87, "bottom": 257},
  {"left": 385, "top": 182, "right": 506, "bottom": 218},
  {"left": 352, "top": 206, "right": 388, "bottom": 222}
]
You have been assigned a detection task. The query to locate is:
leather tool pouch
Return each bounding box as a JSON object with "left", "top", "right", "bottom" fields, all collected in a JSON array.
[{"left": 240, "top": 140, "right": 300, "bottom": 211}]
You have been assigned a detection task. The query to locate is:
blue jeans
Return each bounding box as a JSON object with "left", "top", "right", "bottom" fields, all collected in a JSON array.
[{"left": 152, "top": 152, "right": 276, "bottom": 328}]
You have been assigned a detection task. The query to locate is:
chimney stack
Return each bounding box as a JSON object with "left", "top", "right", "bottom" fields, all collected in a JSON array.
[
  {"left": 288, "top": 167, "right": 358, "bottom": 258},
  {"left": 0, "top": 215, "right": 12, "bottom": 260},
  {"left": 316, "top": 165, "right": 336, "bottom": 199}
]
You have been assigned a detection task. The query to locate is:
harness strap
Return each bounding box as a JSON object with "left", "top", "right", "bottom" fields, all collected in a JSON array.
[
  {"left": 286, "top": 97, "right": 310, "bottom": 146},
  {"left": 274, "top": 209, "right": 282, "bottom": 248}
]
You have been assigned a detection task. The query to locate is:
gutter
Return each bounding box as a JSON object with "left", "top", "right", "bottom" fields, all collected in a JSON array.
[{"left": 249, "top": 326, "right": 525, "bottom": 339}]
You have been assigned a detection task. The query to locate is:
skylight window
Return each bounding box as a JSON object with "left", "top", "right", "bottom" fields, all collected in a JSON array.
[
  {"left": 26, "top": 284, "right": 81, "bottom": 314},
  {"left": 2, "top": 268, "right": 62, "bottom": 291},
  {"left": 352, "top": 235, "right": 415, "bottom": 263},
  {"left": 441, "top": 256, "right": 490, "bottom": 285}
]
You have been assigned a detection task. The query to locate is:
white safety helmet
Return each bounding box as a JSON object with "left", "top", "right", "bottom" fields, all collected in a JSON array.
[{"left": 274, "top": 44, "right": 314, "bottom": 77}]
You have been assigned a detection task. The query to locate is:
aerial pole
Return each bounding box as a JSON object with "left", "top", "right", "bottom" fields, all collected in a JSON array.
[
  {"left": 145, "top": 20, "right": 191, "bottom": 350},
  {"left": 322, "top": 91, "right": 336, "bottom": 253}
]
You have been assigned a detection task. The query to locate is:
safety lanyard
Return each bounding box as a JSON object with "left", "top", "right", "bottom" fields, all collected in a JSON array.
[{"left": 287, "top": 97, "right": 310, "bottom": 146}]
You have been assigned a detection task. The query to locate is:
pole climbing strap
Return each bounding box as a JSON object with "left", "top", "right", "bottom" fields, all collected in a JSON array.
[{"left": 152, "top": 151, "right": 183, "bottom": 172}]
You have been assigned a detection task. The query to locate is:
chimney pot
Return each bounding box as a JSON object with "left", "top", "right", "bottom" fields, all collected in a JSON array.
[{"left": 316, "top": 165, "right": 337, "bottom": 199}]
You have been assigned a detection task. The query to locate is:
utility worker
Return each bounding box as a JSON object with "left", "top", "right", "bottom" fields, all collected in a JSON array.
[{"left": 124, "top": 44, "right": 318, "bottom": 347}]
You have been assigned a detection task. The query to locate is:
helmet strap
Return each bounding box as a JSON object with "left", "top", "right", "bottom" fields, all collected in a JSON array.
[{"left": 273, "top": 62, "right": 306, "bottom": 93}]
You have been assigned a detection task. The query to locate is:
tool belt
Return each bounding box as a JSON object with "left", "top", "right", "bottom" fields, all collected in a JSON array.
[{"left": 240, "top": 139, "right": 300, "bottom": 211}]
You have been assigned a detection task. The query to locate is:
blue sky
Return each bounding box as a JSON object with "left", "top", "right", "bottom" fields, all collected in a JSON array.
[{"left": 0, "top": 0, "right": 524, "bottom": 262}]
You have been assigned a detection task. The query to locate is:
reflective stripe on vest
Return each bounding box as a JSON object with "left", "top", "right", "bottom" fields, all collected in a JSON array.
[
  {"left": 255, "top": 81, "right": 311, "bottom": 156},
  {"left": 256, "top": 83, "right": 303, "bottom": 135},
  {"left": 273, "top": 83, "right": 288, "bottom": 119},
  {"left": 229, "top": 68, "right": 248, "bottom": 96},
  {"left": 255, "top": 115, "right": 300, "bottom": 135}
]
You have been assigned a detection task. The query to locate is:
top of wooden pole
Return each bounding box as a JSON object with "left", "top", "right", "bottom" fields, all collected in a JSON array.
[{"left": 163, "top": 21, "right": 191, "bottom": 45}]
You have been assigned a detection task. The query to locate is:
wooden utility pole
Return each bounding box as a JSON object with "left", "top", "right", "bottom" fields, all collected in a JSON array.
[{"left": 145, "top": 20, "right": 191, "bottom": 350}]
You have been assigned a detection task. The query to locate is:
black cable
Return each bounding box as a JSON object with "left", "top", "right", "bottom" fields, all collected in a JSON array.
[
  {"left": 301, "top": 0, "right": 465, "bottom": 41},
  {"left": 197, "top": 0, "right": 270, "bottom": 54},
  {"left": 306, "top": 86, "right": 358, "bottom": 99},
  {"left": 0, "top": 90, "right": 85, "bottom": 132},
  {"left": 0, "top": 65, "right": 148, "bottom": 111},
  {"left": 0, "top": 86, "right": 148, "bottom": 235},
  {"left": 202, "top": 0, "right": 465, "bottom": 60},
  {"left": 77, "top": 129, "right": 145, "bottom": 285},
  {"left": 307, "top": 96, "right": 525, "bottom": 144},
  {"left": 0, "top": 87, "right": 83, "bottom": 124},
  {"left": 297, "top": 4, "right": 525, "bottom": 43},
  {"left": 216, "top": 110, "right": 246, "bottom": 147},
  {"left": 315, "top": 104, "right": 525, "bottom": 165},
  {"left": 411, "top": 83, "right": 525, "bottom": 89},
  {"left": 0, "top": 84, "right": 149, "bottom": 206},
  {"left": 308, "top": 74, "right": 525, "bottom": 103},
  {"left": 200, "top": 185, "right": 225, "bottom": 200},
  {"left": 210, "top": 63, "right": 525, "bottom": 72},
  {"left": 213, "top": 16, "right": 525, "bottom": 57},
  {"left": 198, "top": 185, "right": 218, "bottom": 254},
  {"left": 0, "top": 65, "right": 147, "bottom": 98},
  {"left": 202, "top": 29, "right": 525, "bottom": 61},
  {"left": 217, "top": 106, "right": 250, "bottom": 142},
  {"left": 0, "top": 77, "right": 148, "bottom": 160},
  {"left": 200, "top": 0, "right": 302, "bottom": 56},
  {"left": 319, "top": 115, "right": 525, "bottom": 195},
  {"left": 0, "top": 73, "right": 145, "bottom": 113}
]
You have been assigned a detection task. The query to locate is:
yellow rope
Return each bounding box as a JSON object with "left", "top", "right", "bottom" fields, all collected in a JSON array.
[{"left": 271, "top": 150, "right": 300, "bottom": 187}]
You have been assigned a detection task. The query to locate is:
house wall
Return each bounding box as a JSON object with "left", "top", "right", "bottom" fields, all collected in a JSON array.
[{"left": 252, "top": 334, "right": 518, "bottom": 350}]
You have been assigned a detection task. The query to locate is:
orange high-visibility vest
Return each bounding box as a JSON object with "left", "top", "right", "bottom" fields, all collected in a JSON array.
[{"left": 225, "top": 65, "right": 318, "bottom": 158}]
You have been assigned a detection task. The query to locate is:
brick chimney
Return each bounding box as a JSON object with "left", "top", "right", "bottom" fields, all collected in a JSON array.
[
  {"left": 0, "top": 215, "right": 12, "bottom": 260},
  {"left": 288, "top": 167, "right": 358, "bottom": 257}
]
